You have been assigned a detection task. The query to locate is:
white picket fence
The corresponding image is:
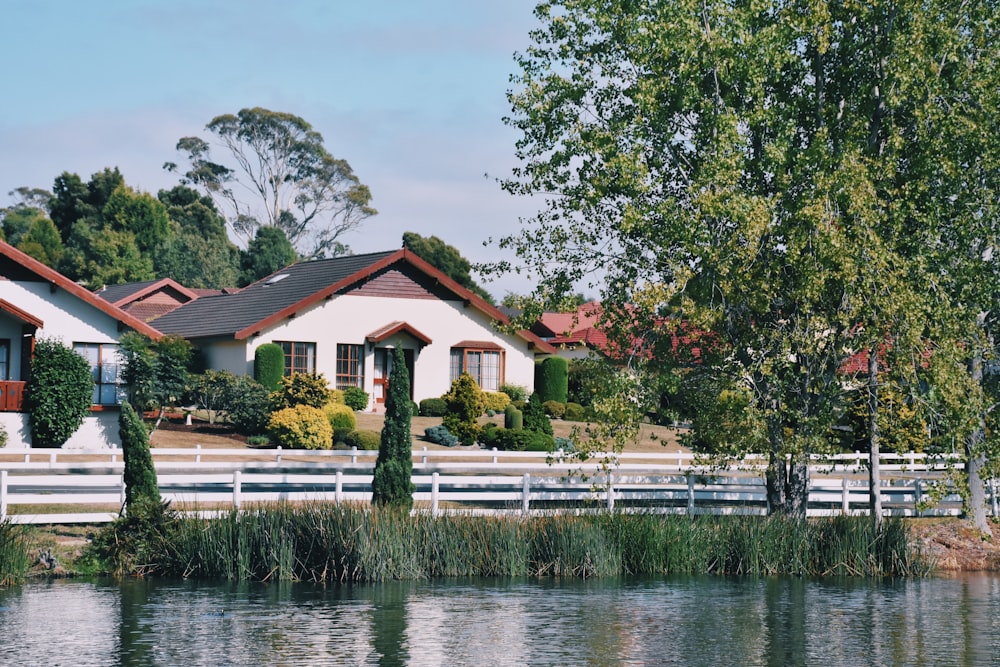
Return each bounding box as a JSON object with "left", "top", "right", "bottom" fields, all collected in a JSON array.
[{"left": 1, "top": 447, "right": 993, "bottom": 524}]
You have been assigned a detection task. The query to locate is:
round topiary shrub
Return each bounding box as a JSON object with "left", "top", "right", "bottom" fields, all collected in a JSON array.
[
  {"left": 482, "top": 391, "right": 511, "bottom": 413},
  {"left": 419, "top": 397, "right": 448, "bottom": 417},
  {"left": 25, "top": 338, "right": 94, "bottom": 448},
  {"left": 267, "top": 405, "right": 333, "bottom": 450},
  {"left": 345, "top": 429, "right": 381, "bottom": 450},
  {"left": 324, "top": 402, "right": 357, "bottom": 432},
  {"left": 253, "top": 343, "right": 285, "bottom": 391},
  {"left": 342, "top": 386, "right": 370, "bottom": 411},
  {"left": 504, "top": 404, "right": 523, "bottom": 430},
  {"left": 543, "top": 400, "right": 566, "bottom": 419},
  {"left": 564, "top": 402, "right": 588, "bottom": 422}
]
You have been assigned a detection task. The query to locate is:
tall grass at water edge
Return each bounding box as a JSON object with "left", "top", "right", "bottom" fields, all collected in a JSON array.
[
  {"left": 0, "top": 519, "right": 33, "bottom": 585},
  {"left": 106, "top": 504, "right": 929, "bottom": 582}
]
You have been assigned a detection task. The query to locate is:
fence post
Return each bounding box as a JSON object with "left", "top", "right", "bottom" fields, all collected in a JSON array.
[
  {"left": 492, "top": 448, "right": 498, "bottom": 464},
  {"left": 432, "top": 472, "right": 440, "bottom": 518},
  {"left": 422, "top": 447, "right": 428, "bottom": 465},
  {"left": 276, "top": 445, "right": 282, "bottom": 464},
  {"left": 687, "top": 475, "right": 695, "bottom": 516},
  {"left": 233, "top": 470, "right": 242, "bottom": 509},
  {"left": 335, "top": 470, "right": 343, "bottom": 504},
  {"left": 842, "top": 477, "right": 850, "bottom": 514},
  {"left": 351, "top": 447, "right": 358, "bottom": 465},
  {"left": 522, "top": 473, "right": 530, "bottom": 515},
  {"left": 120, "top": 474, "right": 126, "bottom": 508},
  {"left": 915, "top": 479, "right": 923, "bottom": 518},
  {"left": 1, "top": 470, "right": 7, "bottom": 520},
  {"left": 606, "top": 472, "right": 614, "bottom": 512},
  {"left": 991, "top": 480, "right": 998, "bottom": 518},
  {"left": 195, "top": 444, "right": 201, "bottom": 464}
]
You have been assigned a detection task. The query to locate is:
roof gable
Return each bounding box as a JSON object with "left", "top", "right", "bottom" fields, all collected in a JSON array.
[{"left": 0, "top": 241, "right": 161, "bottom": 338}]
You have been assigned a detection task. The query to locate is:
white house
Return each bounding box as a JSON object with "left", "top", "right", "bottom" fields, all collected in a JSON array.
[
  {"left": 0, "top": 241, "right": 162, "bottom": 448},
  {"left": 153, "top": 249, "right": 554, "bottom": 408}
]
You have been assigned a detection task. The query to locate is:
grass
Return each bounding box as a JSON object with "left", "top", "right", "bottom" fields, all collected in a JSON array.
[
  {"left": 0, "top": 519, "right": 33, "bottom": 584},
  {"left": 71, "top": 503, "right": 926, "bottom": 582}
]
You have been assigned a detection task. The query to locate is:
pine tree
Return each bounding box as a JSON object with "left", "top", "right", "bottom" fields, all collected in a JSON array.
[{"left": 372, "top": 347, "right": 414, "bottom": 509}]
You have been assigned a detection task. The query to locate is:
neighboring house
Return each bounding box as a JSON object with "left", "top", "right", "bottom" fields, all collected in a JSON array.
[
  {"left": 153, "top": 249, "right": 554, "bottom": 409},
  {"left": 96, "top": 278, "right": 233, "bottom": 322},
  {"left": 0, "top": 241, "right": 161, "bottom": 448}
]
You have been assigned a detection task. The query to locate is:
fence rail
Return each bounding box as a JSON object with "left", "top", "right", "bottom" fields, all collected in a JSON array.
[{"left": 2, "top": 446, "right": 994, "bottom": 524}]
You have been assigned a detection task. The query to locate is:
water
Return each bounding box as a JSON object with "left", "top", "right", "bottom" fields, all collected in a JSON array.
[{"left": 2, "top": 574, "right": 999, "bottom": 666}]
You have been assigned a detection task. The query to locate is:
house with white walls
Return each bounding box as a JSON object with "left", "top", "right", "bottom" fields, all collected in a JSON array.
[
  {"left": 0, "top": 241, "right": 162, "bottom": 448},
  {"left": 153, "top": 249, "right": 554, "bottom": 409}
]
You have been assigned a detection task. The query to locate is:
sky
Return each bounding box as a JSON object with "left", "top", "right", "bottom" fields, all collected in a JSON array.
[{"left": 0, "top": 0, "right": 548, "bottom": 300}]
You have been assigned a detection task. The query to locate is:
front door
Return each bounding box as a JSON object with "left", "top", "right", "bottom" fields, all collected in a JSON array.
[{"left": 373, "top": 347, "right": 416, "bottom": 405}]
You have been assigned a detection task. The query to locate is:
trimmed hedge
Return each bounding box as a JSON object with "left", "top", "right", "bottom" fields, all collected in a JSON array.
[
  {"left": 543, "top": 400, "right": 566, "bottom": 419},
  {"left": 504, "top": 404, "right": 523, "bottom": 430},
  {"left": 419, "top": 397, "right": 448, "bottom": 417},
  {"left": 564, "top": 402, "right": 588, "bottom": 422},
  {"left": 534, "top": 356, "right": 569, "bottom": 403},
  {"left": 345, "top": 429, "right": 381, "bottom": 450},
  {"left": 254, "top": 343, "right": 285, "bottom": 391},
  {"left": 343, "top": 386, "right": 370, "bottom": 411},
  {"left": 25, "top": 338, "right": 94, "bottom": 448},
  {"left": 324, "top": 402, "right": 357, "bottom": 432}
]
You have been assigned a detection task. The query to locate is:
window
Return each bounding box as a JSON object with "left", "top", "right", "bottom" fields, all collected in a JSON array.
[
  {"left": 0, "top": 339, "right": 9, "bottom": 380},
  {"left": 336, "top": 344, "right": 364, "bottom": 389},
  {"left": 276, "top": 341, "right": 316, "bottom": 375},
  {"left": 73, "top": 343, "right": 125, "bottom": 406},
  {"left": 450, "top": 346, "right": 503, "bottom": 391}
]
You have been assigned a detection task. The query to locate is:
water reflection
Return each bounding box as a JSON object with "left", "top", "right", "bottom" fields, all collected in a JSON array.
[{"left": 1, "top": 574, "right": 999, "bottom": 666}]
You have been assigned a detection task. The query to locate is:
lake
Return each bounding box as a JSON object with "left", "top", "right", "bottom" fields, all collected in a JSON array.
[{"left": 2, "top": 574, "right": 999, "bottom": 666}]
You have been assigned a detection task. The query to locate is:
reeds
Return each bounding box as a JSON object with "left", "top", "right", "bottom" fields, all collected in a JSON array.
[
  {"left": 0, "top": 519, "right": 33, "bottom": 585},
  {"left": 119, "top": 504, "right": 926, "bottom": 582}
]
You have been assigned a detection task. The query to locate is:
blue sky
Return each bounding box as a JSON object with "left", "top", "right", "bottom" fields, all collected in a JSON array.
[{"left": 0, "top": 0, "right": 545, "bottom": 299}]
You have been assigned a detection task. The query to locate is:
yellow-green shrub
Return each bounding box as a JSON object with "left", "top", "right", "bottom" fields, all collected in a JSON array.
[
  {"left": 482, "top": 391, "right": 512, "bottom": 413},
  {"left": 324, "top": 402, "right": 357, "bottom": 432},
  {"left": 267, "top": 405, "right": 333, "bottom": 450},
  {"left": 328, "top": 389, "right": 345, "bottom": 405}
]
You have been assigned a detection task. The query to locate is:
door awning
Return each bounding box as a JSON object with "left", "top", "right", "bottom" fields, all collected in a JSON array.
[
  {"left": 366, "top": 321, "right": 432, "bottom": 347},
  {"left": 0, "top": 299, "right": 43, "bottom": 329}
]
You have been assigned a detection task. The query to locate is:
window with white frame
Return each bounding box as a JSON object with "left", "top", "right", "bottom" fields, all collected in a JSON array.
[
  {"left": 449, "top": 346, "right": 503, "bottom": 391},
  {"left": 73, "top": 342, "right": 125, "bottom": 406}
]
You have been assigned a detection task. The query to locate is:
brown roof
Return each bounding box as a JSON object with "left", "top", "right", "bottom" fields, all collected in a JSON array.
[{"left": 366, "top": 321, "right": 433, "bottom": 346}]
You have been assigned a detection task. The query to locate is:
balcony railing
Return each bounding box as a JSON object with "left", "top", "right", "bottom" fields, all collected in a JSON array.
[{"left": 0, "top": 381, "right": 25, "bottom": 412}]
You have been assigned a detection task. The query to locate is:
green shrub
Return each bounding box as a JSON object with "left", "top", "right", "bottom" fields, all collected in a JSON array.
[
  {"left": 267, "top": 405, "right": 333, "bottom": 450},
  {"left": 120, "top": 401, "right": 160, "bottom": 509},
  {"left": 543, "top": 400, "right": 566, "bottom": 419},
  {"left": 442, "top": 373, "right": 485, "bottom": 445},
  {"left": 187, "top": 369, "right": 240, "bottom": 424},
  {"left": 535, "top": 356, "right": 569, "bottom": 403},
  {"left": 489, "top": 428, "right": 553, "bottom": 452},
  {"left": 424, "top": 425, "right": 460, "bottom": 447},
  {"left": 482, "top": 391, "right": 511, "bottom": 413},
  {"left": 499, "top": 384, "right": 528, "bottom": 402},
  {"left": 227, "top": 376, "right": 272, "bottom": 435},
  {"left": 25, "top": 338, "right": 94, "bottom": 448},
  {"left": 247, "top": 435, "right": 271, "bottom": 447},
  {"left": 345, "top": 430, "right": 381, "bottom": 450},
  {"left": 480, "top": 421, "right": 500, "bottom": 448},
  {"left": 372, "top": 346, "right": 415, "bottom": 509},
  {"left": 523, "top": 392, "right": 553, "bottom": 436},
  {"left": 272, "top": 372, "right": 333, "bottom": 410},
  {"left": 419, "top": 397, "right": 448, "bottom": 417},
  {"left": 563, "top": 402, "right": 588, "bottom": 422},
  {"left": 342, "top": 386, "right": 370, "bottom": 411},
  {"left": 324, "top": 402, "right": 357, "bottom": 432},
  {"left": 253, "top": 343, "right": 285, "bottom": 391},
  {"left": 504, "top": 404, "right": 523, "bottom": 430}
]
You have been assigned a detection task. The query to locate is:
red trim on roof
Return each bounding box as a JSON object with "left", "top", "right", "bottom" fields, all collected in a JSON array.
[
  {"left": 453, "top": 340, "right": 504, "bottom": 351},
  {"left": 0, "top": 241, "right": 161, "bottom": 339},
  {"left": 233, "top": 248, "right": 556, "bottom": 354},
  {"left": 366, "top": 321, "right": 433, "bottom": 346},
  {"left": 108, "top": 277, "right": 199, "bottom": 307},
  {"left": 0, "top": 299, "right": 43, "bottom": 328}
]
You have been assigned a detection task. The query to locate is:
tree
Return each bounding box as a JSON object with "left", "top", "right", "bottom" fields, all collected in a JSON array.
[
  {"left": 25, "top": 338, "right": 94, "bottom": 448},
  {"left": 495, "top": 0, "right": 997, "bottom": 518},
  {"left": 119, "top": 333, "right": 193, "bottom": 431},
  {"left": 1, "top": 205, "right": 48, "bottom": 247},
  {"left": 402, "top": 232, "right": 495, "bottom": 304},
  {"left": 372, "top": 346, "right": 415, "bottom": 508},
  {"left": 166, "top": 107, "right": 377, "bottom": 258},
  {"left": 239, "top": 226, "right": 297, "bottom": 286},
  {"left": 156, "top": 185, "right": 241, "bottom": 288},
  {"left": 16, "top": 216, "right": 63, "bottom": 267}
]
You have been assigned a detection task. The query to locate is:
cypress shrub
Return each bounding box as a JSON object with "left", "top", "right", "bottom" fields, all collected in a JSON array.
[
  {"left": 372, "top": 347, "right": 415, "bottom": 508},
  {"left": 504, "top": 404, "right": 523, "bottom": 430},
  {"left": 119, "top": 401, "right": 160, "bottom": 508},
  {"left": 25, "top": 338, "right": 94, "bottom": 448},
  {"left": 442, "top": 373, "right": 485, "bottom": 445},
  {"left": 523, "top": 393, "right": 553, "bottom": 436},
  {"left": 534, "top": 356, "right": 569, "bottom": 403},
  {"left": 253, "top": 343, "right": 285, "bottom": 391}
]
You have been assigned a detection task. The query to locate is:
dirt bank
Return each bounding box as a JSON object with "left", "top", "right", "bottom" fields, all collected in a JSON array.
[{"left": 908, "top": 518, "right": 1000, "bottom": 572}]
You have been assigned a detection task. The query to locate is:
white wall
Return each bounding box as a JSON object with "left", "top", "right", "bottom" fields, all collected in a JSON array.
[{"left": 241, "top": 294, "right": 538, "bottom": 406}]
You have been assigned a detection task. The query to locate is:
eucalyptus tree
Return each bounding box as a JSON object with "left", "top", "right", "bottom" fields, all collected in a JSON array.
[
  {"left": 495, "top": 0, "right": 999, "bottom": 517},
  {"left": 166, "top": 107, "right": 377, "bottom": 259}
]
